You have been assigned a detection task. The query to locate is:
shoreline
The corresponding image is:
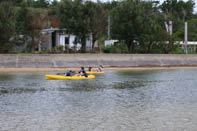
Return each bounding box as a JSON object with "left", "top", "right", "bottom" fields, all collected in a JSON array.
[{"left": 1, "top": 66, "right": 197, "bottom": 73}]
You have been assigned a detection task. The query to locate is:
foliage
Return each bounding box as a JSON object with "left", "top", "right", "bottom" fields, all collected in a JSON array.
[
  {"left": 88, "top": 2, "right": 107, "bottom": 50},
  {"left": 111, "top": 0, "right": 162, "bottom": 53},
  {"left": 171, "top": 45, "right": 184, "bottom": 54},
  {"left": 175, "top": 19, "right": 197, "bottom": 41},
  {"left": 58, "top": 0, "right": 87, "bottom": 53},
  {"left": 103, "top": 43, "right": 128, "bottom": 53},
  {"left": 0, "top": 2, "right": 16, "bottom": 53},
  {"left": 16, "top": 4, "right": 50, "bottom": 53},
  {"left": 58, "top": 0, "right": 107, "bottom": 53},
  {"left": 161, "top": 0, "right": 194, "bottom": 20},
  {"left": 55, "top": 46, "right": 64, "bottom": 53},
  {"left": 15, "top": 3, "right": 32, "bottom": 49},
  {"left": 160, "top": 0, "right": 195, "bottom": 33},
  {"left": 0, "top": 0, "right": 197, "bottom": 54},
  {"left": 97, "top": 36, "right": 108, "bottom": 52}
]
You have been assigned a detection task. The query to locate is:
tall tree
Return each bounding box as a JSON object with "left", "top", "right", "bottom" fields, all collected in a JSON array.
[
  {"left": 0, "top": 2, "right": 16, "bottom": 53},
  {"left": 175, "top": 18, "right": 197, "bottom": 41},
  {"left": 138, "top": 1, "right": 170, "bottom": 53},
  {"left": 58, "top": 0, "right": 96, "bottom": 53},
  {"left": 111, "top": 0, "right": 154, "bottom": 53},
  {"left": 161, "top": 0, "right": 195, "bottom": 30},
  {"left": 16, "top": 3, "right": 32, "bottom": 48},
  {"left": 160, "top": 0, "right": 195, "bottom": 53},
  {"left": 16, "top": 4, "right": 50, "bottom": 53},
  {"left": 29, "top": 9, "right": 50, "bottom": 53},
  {"left": 34, "top": 0, "right": 50, "bottom": 8},
  {"left": 87, "top": 1, "right": 107, "bottom": 50}
]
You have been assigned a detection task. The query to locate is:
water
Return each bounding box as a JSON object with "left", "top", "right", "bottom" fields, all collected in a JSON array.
[{"left": 0, "top": 69, "right": 197, "bottom": 130}]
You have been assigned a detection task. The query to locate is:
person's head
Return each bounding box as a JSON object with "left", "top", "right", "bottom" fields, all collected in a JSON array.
[
  {"left": 88, "top": 67, "right": 92, "bottom": 69},
  {"left": 81, "top": 67, "right": 84, "bottom": 70},
  {"left": 99, "top": 65, "right": 103, "bottom": 68}
]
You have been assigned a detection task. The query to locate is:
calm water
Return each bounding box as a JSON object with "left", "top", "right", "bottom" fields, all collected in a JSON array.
[{"left": 0, "top": 69, "right": 197, "bottom": 130}]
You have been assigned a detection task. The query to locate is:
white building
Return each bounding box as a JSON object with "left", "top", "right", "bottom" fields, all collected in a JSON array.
[
  {"left": 104, "top": 40, "right": 118, "bottom": 46},
  {"left": 41, "top": 28, "right": 94, "bottom": 52}
]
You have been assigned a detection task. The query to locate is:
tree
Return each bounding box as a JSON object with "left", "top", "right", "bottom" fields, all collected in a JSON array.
[
  {"left": 29, "top": 9, "right": 50, "bottom": 53},
  {"left": 34, "top": 0, "right": 50, "bottom": 8},
  {"left": 0, "top": 0, "right": 23, "bottom": 4},
  {"left": 51, "top": 0, "right": 58, "bottom": 7},
  {"left": 0, "top": 2, "right": 16, "bottom": 53},
  {"left": 58, "top": 0, "right": 99, "bottom": 53},
  {"left": 161, "top": 0, "right": 195, "bottom": 31},
  {"left": 137, "top": 2, "right": 170, "bottom": 53},
  {"left": 87, "top": 1, "right": 107, "bottom": 50},
  {"left": 16, "top": 3, "right": 32, "bottom": 48},
  {"left": 175, "top": 19, "right": 197, "bottom": 41},
  {"left": 111, "top": 0, "right": 156, "bottom": 53},
  {"left": 16, "top": 3, "right": 50, "bottom": 53},
  {"left": 160, "top": 0, "right": 195, "bottom": 53}
]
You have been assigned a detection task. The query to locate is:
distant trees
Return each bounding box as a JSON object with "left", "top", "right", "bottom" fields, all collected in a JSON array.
[
  {"left": 160, "top": 0, "right": 195, "bottom": 53},
  {"left": 175, "top": 19, "right": 197, "bottom": 41},
  {"left": 16, "top": 2, "right": 51, "bottom": 53},
  {"left": 110, "top": 0, "right": 195, "bottom": 53},
  {"left": 87, "top": 2, "right": 107, "bottom": 50},
  {"left": 58, "top": 0, "right": 107, "bottom": 53},
  {"left": 110, "top": 0, "right": 168, "bottom": 53},
  {"left": 0, "top": 0, "right": 196, "bottom": 53},
  {"left": 0, "top": 2, "right": 16, "bottom": 53},
  {"left": 161, "top": 0, "right": 195, "bottom": 32}
]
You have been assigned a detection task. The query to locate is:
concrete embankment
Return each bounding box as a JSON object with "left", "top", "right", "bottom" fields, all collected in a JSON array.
[{"left": 1, "top": 54, "right": 197, "bottom": 68}]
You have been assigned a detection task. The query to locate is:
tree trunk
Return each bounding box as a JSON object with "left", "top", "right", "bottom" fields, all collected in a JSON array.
[
  {"left": 147, "top": 41, "right": 152, "bottom": 53},
  {"left": 126, "top": 39, "right": 133, "bottom": 53},
  {"left": 81, "top": 36, "right": 86, "bottom": 53},
  {"left": 92, "top": 34, "right": 96, "bottom": 52},
  {"left": 168, "top": 37, "right": 173, "bottom": 53},
  {"left": 127, "top": 43, "right": 131, "bottom": 53},
  {"left": 31, "top": 34, "right": 35, "bottom": 54}
]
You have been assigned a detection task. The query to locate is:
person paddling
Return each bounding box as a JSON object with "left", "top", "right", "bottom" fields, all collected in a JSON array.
[
  {"left": 98, "top": 65, "right": 103, "bottom": 72},
  {"left": 65, "top": 70, "right": 72, "bottom": 76},
  {"left": 79, "top": 67, "right": 88, "bottom": 77},
  {"left": 88, "top": 67, "right": 92, "bottom": 72}
]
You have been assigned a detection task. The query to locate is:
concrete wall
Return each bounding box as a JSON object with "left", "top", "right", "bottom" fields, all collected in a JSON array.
[{"left": 1, "top": 54, "right": 197, "bottom": 68}]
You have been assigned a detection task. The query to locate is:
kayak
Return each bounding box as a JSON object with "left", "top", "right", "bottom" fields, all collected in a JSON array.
[
  {"left": 45, "top": 74, "right": 95, "bottom": 80},
  {"left": 86, "top": 71, "right": 104, "bottom": 74}
]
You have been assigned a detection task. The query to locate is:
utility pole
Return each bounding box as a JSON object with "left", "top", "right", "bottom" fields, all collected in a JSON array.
[
  {"left": 184, "top": 22, "right": 188, "bottom": 54},
  {"left": 107, "top": 15, "right": 110, "bottom": 39},
  {"left": 169, "top": 21, "right": 172, "bottom": 36}
]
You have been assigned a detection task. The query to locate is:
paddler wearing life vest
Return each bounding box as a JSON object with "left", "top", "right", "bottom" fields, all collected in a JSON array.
[
  {"left": 79, "top": 67, "right": 88, "bottom": 77},
  {"left": 98, "top": 65, "right": 103, "bottom": 72}
]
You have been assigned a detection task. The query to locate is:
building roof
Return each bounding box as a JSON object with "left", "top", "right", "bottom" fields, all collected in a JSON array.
[{"left": 41, "top": 28, "right": 67, "bottom": 33}]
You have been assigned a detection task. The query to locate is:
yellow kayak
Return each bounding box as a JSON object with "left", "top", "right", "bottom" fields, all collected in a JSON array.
[
  {"left": 45, "top": 74, "right": 95, "bottom": 80},
  {"left": 86, "top": 71, "right": 104, "bottom": 74}
]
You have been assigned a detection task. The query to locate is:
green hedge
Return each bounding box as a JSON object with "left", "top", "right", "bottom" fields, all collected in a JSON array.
[{"left": 103, "top": 43, "right": 128, "bottom": 53}]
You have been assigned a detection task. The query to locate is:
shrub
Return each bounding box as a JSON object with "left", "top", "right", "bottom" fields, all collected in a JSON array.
[{"left": 103, "top": 43, "right": 128, "bottom": 53}]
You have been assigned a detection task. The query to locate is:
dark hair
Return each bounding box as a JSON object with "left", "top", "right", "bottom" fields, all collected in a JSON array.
[{"left": 81, "top": 67, "right": 84, "bottom": 70}]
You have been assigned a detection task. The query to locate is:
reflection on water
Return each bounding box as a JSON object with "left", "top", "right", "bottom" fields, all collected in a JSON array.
[{"left": 0, "top": 69, "right": 197, "bottom": 130}]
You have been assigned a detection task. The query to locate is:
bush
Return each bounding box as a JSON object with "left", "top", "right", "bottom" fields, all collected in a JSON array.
[
  {"left": 172, "top": 48, "right": 184, "bottom": 54},
  {"left": 53, "top": 45, "right": 64, "bottom": 53},
  {"left": 103, "top": 43, "right": 128, "bottom": 53}
]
